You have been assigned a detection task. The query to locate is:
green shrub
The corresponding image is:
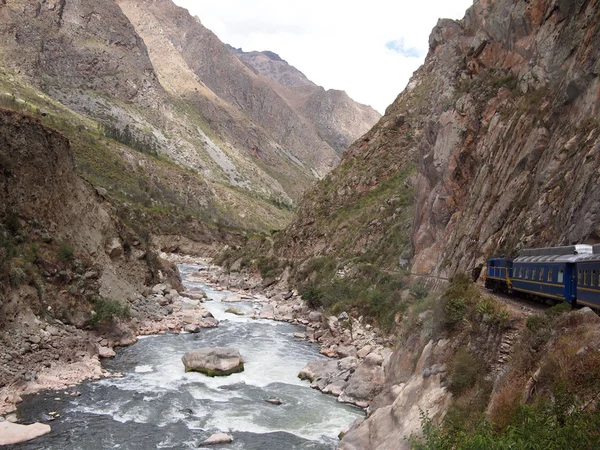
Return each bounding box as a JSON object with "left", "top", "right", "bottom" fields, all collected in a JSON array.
[
  {"left": 411, "top": 398, "right": 600, "bottom": 450},
  {"left": 5, "top": 211, "right": 20, "bottom": 235},
  {"left": 256, "top": 255, "right": 280, "bottom": 279},
  {"left": 301, "top": 284, "right": 323, "bottom": 309},
  {"left": 546, "top": 301, "right": 572, "bottom": 318},
  {"left": 445, "top": 297, "right": 467, "bottom": 326},
  {"left": 57, "top": 243, "right": 75, "bottom": 261},
  {"left": 90, "top": 297, "right": 131, "bottom": 326},
  {"left": 410, "top": 280, "right": 429, "bottom": 300},
  {"left": 447, "top": 348, "right": 484, "bottom": 395}
]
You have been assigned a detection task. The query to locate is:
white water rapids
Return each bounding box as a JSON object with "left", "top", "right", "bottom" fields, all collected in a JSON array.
[{"left": 8, "top": 264, "right": 363, "bottom": 449}]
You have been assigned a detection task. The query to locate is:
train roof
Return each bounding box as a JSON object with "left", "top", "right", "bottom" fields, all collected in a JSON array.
[
  {"left": 514, "top": 254, "right": 592, "bottom": 263},
  {"left": 575, "top": 253, "right": 600, "bottom": 263},
  {"left": 594, "top": 244, "right": 600, "bottom": 254},
  {"left": 518, "top": 244, "right": 593, "bottom": 257}
]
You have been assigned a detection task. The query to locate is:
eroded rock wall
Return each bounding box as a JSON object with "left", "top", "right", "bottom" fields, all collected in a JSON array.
[{"left": 277, "top": 0, "right": 600, "bottom": 278}]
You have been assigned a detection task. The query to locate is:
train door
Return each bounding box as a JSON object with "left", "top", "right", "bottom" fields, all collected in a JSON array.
[{"left": 565, "top": 263, "right": 576, "bottom": 303}]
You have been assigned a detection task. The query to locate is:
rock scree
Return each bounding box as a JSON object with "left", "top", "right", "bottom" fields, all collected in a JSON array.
[{"left": 182, "top": 347, "right": 245, "bottom": 376}]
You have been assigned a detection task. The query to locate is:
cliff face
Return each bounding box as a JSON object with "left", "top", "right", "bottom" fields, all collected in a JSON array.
[
  {"left": 230, "top": 47, "right": 382, "bottom": 154},
  {"left": 0, "top": 0, "right": 164, "bottom": 109},
  {"left": 278, "top": 0, "right": 600, "bottom": 278}
]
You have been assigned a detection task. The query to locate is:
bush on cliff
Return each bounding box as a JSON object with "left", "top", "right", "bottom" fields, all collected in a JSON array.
[{"left": 90, "top": 297, "right": 131, "bottom": 327}]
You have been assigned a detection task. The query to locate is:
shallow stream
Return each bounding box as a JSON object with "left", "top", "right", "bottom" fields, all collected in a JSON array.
[{"left": 8, "top": 264, "right": 362, "bottom": 449}]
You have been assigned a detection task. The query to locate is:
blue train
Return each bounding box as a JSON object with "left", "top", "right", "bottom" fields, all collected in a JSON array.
[{"left": 485, "top": 244, "right": 600, "bottom": 309}]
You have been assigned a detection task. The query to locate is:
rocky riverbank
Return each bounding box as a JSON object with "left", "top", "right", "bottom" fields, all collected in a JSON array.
[
  {"left": 0, "top": 260, "right": 211, "bottom": 419},
  {"left": 1, "top": 253, "right": 393, "bottom": 444}
]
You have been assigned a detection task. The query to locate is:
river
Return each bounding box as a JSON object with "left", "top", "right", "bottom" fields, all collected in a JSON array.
[{"left": 7, "top": 264, "right": 363, "bottom": 449}]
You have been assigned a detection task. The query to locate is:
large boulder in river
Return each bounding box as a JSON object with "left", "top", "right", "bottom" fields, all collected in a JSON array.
[{"left": 182, "top": 347, "right": 244, "bottom": 376}]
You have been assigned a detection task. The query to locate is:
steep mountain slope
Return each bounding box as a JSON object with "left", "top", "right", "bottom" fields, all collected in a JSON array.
[
  {"left": 116, "top": 0, "right": 340, "bottom": 177},
  {"left": 277, "top": 0, "right": 600, "bottom": 280},
  {"left": 0, "top": 0, "right": 295, "bottom": 236},
  {"left": 230, "top": 47, "right": 381, "bottom": 153},
  {"left": 0, "top": 0, "right": 375, "bottom": 243}
]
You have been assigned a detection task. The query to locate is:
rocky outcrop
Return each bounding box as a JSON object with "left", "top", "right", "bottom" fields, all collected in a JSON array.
[
  {"left": 276, "top": 0, "right": 600, "bottom": 278},
  {"left": 0, "top": 109, "right": 150, "bottom": 301},
  {"left": 182, "top": 347, "right": 245, "bottom": 376}
]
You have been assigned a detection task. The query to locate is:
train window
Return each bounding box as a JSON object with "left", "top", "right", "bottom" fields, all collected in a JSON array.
[
  {"left": 558, "top": 269, "right": 564, "bottom": 283},
  {"left": 593, "top": 270, "right": 598, "bottom": 287},
  {"left": 539, "top": 268, "right": 544, "bottom": 281},
  {"left": 519, "top": 268, "right": 523, "bottom": 278},
  {"left": 578, "top": 270, "right": 583, "bottom": 284},
  {"left": 532, "top": 269, "right": 536, "bottom": 280},
  {"left": 548, "top": 269, "right": 553, "bottom": 282},
  {"left": 584, "top": 270, "right": 589, "bottom": 286},
  {"left": 525, "top": 268, "right": 529, "bottom": 279}
]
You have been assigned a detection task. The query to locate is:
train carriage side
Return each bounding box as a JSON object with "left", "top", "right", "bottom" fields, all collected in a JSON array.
[
  {"left": 575, "top": 253, "right": 600, "bottom": 309},
  {"left": 510, "top": 255, "right": 577, "bottom": 304}
]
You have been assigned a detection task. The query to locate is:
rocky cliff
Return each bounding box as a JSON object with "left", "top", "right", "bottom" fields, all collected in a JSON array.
[
  {"left": 229, "top": 46, "right": 381, "bottom": 154},
  {"left": 277, "top": 0, "right": 600, "bottom": 280}
]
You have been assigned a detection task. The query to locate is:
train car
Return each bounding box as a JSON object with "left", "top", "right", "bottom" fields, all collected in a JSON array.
[
  {"left": 511, "top": 254, "right": 577, "bottom": 303},
  {"left": 486, "top": 245, "right": 595, "bottom": 305},
  {"left": 573, "top": 244, "right": 600, "bottom": 309},
  {"left": 485, "top": 257, "right": 511, "bottom": 293}
]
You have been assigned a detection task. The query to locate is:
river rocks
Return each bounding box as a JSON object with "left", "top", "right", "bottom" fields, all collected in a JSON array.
[
  {"left": 225, "top": 307, "right": 244, "bottom": 316},
  {"left": 152, "top": 283, "right": 171, "bottom": 295},
  {"left": 299, "top": 347, "right": 386, "bottom": 408},
  {"left": 265, "top": 398, "right": 282, "bottom": 405},
  {"left": 185, "top": 291, "right": 206, "bottom": 301},
  {"left": 98, "top": 346, "right": 116, "bottom": 358},
  {"left": 182, "top": 347, "right": 244, "bottom": 376},
  {"left": 184, "top": 324, "right": 201, "bottom": 333},
  {"left": 0, "top": 421, "right": 51, "bottom": 445},
  {"left": 308, "top": 311, "right": 323, "bottom": 323},
  {"left": 357, "top": 345, "right": 372, "bottom": 359},
  {"left": 299, "top": 359, "right": 339, "bottom": 382},
  {"left": 202, "top": 433, "right": 233, "bottom": 445}
]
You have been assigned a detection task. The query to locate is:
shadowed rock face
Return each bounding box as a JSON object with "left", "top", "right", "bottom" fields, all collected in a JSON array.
[
  {"left": 0, "top": 109, "right": 154, "bottom": 300},
  {"left": 277, "top": 0, "right": 600, "bottom": 278}
]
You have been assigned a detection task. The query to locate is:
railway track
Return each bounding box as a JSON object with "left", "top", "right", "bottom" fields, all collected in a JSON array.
[{"left": 478, "top": 285, "right": 550, "bottom": 317}]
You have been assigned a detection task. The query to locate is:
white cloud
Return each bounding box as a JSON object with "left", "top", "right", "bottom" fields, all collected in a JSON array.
[{"left": 172, "top": 0, "right": 474, "bottom": 113}]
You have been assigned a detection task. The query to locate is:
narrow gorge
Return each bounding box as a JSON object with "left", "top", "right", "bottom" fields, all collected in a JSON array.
[{"left": 2, "top": 0, "right": 600, "bottom": 449}]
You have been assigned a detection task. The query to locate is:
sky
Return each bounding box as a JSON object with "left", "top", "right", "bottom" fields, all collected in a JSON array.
[{"left": 171, "top": 1, "right": 474, "bottom": 114}]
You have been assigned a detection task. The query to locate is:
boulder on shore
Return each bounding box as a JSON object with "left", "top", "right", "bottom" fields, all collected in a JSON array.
[
  {"left": 182, "top": 347, "right": 244, "bottom": 376},
  {"left": 0, "top": 421, "right": 51, "bottom": 445}
]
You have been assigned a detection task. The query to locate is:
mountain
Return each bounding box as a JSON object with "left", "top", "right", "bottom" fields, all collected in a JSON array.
[
  {"left": 0, "top": 0, "right": 379, "bottom": 243},
  {"left": 276, "top": 0, "right": 600, "bottom": 280},
  {"left": 229, "top": 46, "right": 382, "bottom": 154}
]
